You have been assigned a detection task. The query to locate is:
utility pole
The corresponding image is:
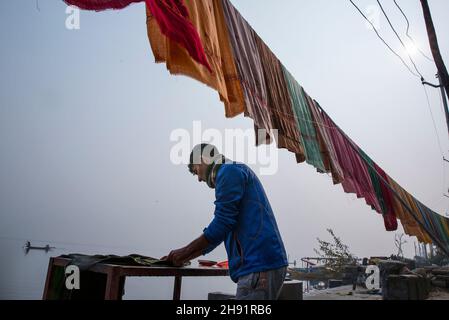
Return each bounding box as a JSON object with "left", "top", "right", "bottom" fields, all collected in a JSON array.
[{"left": 420, "top": 0, "right": 449, "bottom": 136}]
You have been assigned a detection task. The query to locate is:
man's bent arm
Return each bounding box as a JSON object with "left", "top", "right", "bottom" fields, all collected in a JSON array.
[{"left": 164, "top": 234, "right": 211, "bottom": 266}]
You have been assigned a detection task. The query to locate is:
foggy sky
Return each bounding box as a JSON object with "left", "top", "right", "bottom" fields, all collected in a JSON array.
[{"left": 1, "top": 0, "right": 449, "bottom": 298}]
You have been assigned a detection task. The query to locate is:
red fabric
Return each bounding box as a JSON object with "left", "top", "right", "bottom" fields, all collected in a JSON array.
[
  {"left": 146, "top": 0, "right": 212, "bottom": 72},
  {"left": 64, "top": 0, "right": 212, "bottom": 72},
  {"left": 64, "top": 0, "right": 144, "bottom": 11},
  {"left": 374, "top": 164, "right": 398, "bottom": 231}
]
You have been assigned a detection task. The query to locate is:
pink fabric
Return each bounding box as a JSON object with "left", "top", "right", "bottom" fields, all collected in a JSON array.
[
  {"left": 64, "top": 0, "right": 212, "bottom": 72},
  {"left": 374, "top": 164, "right": 398, "bottom": 231},
  {"left": 322, "top": 113, "right": 382, "bottom": 213},
  {"left": 64, "top": 0, "right": 143, "bottom": 11},
  {"left": 146, "top": 0, "right": 212, "bottom": 72}
]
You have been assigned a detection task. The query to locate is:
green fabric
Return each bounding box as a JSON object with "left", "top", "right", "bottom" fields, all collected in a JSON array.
[
  {"left": 282, "top": 66, "right": 325, "bottom": 171},
  {"left": 358, "top": 149, "right": 385, "bottom": 214},
  {"left": 414, "top": 201, "right": 449, "bottom": 247},
  {"left": 60, "top": 254, "right": 184, "bottom": 271}
]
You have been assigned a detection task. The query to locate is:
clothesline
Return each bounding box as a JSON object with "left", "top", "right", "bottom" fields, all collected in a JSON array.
[
  {"left": 317, "top": 104, "right": 449, "bottom": 256},
  {"left": 61, "top": 0, "right": 449, "bottom": 255},
  {"left": 147, "top": 0, "right": 449, "bottom": 254}
]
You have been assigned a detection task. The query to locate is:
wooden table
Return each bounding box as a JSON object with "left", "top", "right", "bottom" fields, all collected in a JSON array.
[{"left": 43, "top": 257, "right": 229, "bottom": 300}]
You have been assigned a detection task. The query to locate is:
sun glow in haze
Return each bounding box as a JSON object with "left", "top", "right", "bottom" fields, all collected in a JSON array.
[{"left": 404, "top": 41, "right": 418, "bottom": 56}]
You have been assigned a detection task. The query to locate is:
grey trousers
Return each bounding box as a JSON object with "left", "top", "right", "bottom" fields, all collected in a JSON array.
[{"left": 235, "top": 266, "right": 287, "bottom": 300}]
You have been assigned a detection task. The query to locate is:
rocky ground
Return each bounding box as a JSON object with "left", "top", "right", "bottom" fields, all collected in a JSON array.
[
  {"left": 303, "top": 285, "right": 449, "bottom": 300},
  {"left": 304, "top": 286, "right": 382, "bottom": 300}
]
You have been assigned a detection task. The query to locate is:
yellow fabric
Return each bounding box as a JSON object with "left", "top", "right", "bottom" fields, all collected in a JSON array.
[
  {"left": 387, "top": 176, "right": 432, "bottom": 243},
  {"left": 146, "top": 0, "right": 245, "bottom": 118},
  {"left": 403, "top": 192, "right": 433, "bottom": 243}
]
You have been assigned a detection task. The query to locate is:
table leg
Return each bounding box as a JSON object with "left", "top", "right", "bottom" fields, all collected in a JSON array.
[
  {"left": 105, "top": 267, "right": 123, "bottom": 300},
  {"left": 118, "top": 276, "right": 126, "bottom": 300},
  {"left": 42, "top": 257, "right": 55, "bottom": 300},
  {"left": 173, "top": 276, "right": 182, "bottom": 300}
]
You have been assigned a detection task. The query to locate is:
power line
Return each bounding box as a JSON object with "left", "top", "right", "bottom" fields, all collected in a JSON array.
[
  {"left": 376, "top": 0, "right": 425, "bottom": 80},
  {"left": 393, "top": 0, "right": 434, "bottom": 62},
  {"left": 349, "top": 0, "right": 421, "bottom": 79},
  {"left": 423, "top": 85, "right": 445, "bottom": 157},
  {"left": 423, "top": 84, "right": 447, "bottom": 201}
]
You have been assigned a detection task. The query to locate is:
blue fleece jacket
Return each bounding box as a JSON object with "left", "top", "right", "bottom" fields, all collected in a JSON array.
[{"left": 202, "top": 163, "right": 288, "bottom": 283}]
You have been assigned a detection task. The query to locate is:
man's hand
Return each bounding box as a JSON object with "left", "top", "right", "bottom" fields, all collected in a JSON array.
[
  {"left": 161, "top": 234, "right": 211, "bottom": 267},
  {"left": 161, "top": 247, "right": 192, "bottom": 267}
]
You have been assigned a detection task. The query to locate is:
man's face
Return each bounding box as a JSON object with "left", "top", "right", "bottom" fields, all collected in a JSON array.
[{"left": 191, "top": 161, "right": 209, "bottom": 184}]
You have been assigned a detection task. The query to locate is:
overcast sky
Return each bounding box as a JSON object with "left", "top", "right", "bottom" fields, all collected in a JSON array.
[{"left": 1, "top": 0, "right": 449, "bottom": 294}]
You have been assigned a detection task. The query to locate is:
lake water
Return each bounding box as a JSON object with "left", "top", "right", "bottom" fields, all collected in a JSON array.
[{"left": 0, "top": 238, "right": 237, "bottom": 300}]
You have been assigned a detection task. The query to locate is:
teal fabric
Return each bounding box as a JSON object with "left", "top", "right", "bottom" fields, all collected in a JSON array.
[
  {"left": 358, "top": 149, "right": 384, "bottom": 214},
  {"left": 414, "top": 201, "right": 449, "bottom": 246},
  {"left": 282, "top": 66, "right": 325, "bottom": 171}
]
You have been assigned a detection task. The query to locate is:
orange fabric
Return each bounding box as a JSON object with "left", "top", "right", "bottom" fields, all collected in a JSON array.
[
  {"left": 403, "top": 192, "right": 433, "bottom": 243},
  {"left": 387, "top": 177, "right": 432, "bottom": 243},
  {"left": 146, "top": 0, "right": 245, "bottom": 118}
]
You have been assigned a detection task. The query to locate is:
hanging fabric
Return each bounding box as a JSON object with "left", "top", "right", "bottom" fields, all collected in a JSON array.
[
  {"left": 145, "top": 0, "right": 212, "bottom": 72},
  {"left": 373, "top": 163, "right": 398, "bottom": 231},
  {"left": 221, "top": 0, "right": 274, "bottom": 145},
  {"left": 254, "top": 35, "right": 305, "bottom": 157},
  {"left": 65, "top": 0, "right": 449, "bottom": 254},
  {"left": 282, "top": 66, "right": 325, "bottom": 170},
  {"left": 64, "top": 0, "right": 143, "bottom": 11},
  {"left": 64, "top": 0, "right": 212, "bottom": 72},
  {"left": 146, "top": 0, "right": 245, "bottom": 118},
  {"left": 308, "top": 100, "right": 345, "bottom": 184},
  {"left": 358, "top": 149, "right": 398, "bottom": 231}
]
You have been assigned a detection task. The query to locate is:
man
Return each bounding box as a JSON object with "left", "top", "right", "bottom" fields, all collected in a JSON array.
[{"left": 162, "top": 144, "right": 288, "bottom": 300}]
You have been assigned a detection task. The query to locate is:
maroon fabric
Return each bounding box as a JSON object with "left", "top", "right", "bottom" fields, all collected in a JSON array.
[
  {"left": 64, "top": 0, "right": 143, "bottom": 11},
  {"left": 321, "top": 112, "right": 382, "bottom": 212},
  {"left": 64, "top": 0, "right": 212, "bottom": 72},
  {"left": 374, "top": 163, "right": 398, "bottom": 231}
]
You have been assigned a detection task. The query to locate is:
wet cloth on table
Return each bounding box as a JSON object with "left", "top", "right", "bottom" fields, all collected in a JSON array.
[
  {"left": 46, "top": 254, "right": 188, "bottom": 300},
  {"left": 60, "top": 254, "right": 181, "bottom": 271}
]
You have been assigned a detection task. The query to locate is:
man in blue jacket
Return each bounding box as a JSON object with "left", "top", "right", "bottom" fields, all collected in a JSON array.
[{"left": 163, "top": 144, "right": 288, "bottom": 300}]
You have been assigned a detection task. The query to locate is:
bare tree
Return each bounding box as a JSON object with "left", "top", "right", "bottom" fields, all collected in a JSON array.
[
  {"left": 314, "top": 229, "right": 357, "bottom": 273},
  {"left": 394, "top": 233, "right": 407, "bottom": 258}
]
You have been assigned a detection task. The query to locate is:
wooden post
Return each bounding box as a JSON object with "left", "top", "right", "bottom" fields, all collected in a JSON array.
[{"left": 420, "top": 0, "right": 449, "bottom": 136}]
